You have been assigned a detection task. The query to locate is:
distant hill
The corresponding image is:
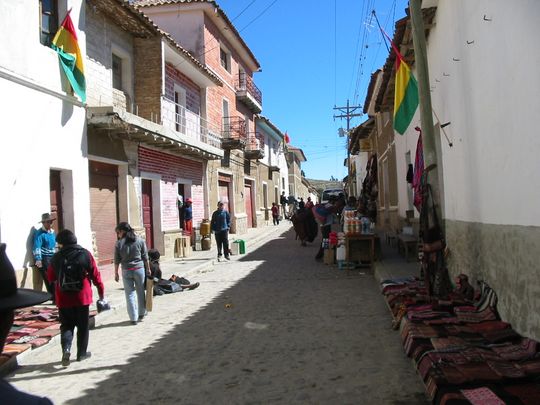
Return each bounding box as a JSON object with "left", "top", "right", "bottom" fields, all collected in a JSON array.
[{"left": 306, "top": 179, "right": 343, "bottom": 194}]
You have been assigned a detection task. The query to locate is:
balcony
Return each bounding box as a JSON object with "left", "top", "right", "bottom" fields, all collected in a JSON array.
[
  {"left": 161, "top": 96, "right": 222, "bottom": 149},
  {"left": 235, "top": 72, "right": 262, "bottom": 113},
  {"left": 221, "top": 116, "right": 247, "bottom": 150},
  {"left": 244, "top": 131, "right": 265, "bottom": 160}
]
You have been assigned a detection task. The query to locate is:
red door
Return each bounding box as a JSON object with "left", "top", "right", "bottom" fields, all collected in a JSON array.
[
  {"left": 50, "top": 170, "right": 64, "bottom": 232},
  {"left": 142, "top": 179, "right": 154, "bottom": 249},
  {"left": 244, "top": 183, "right": 253, "bottom": 228}
]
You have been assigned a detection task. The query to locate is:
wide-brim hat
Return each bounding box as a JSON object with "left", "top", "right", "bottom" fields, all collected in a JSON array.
[
  {"left": 40, "top": 213, "right": 55, "bottom": 223},
  {"left": 0, "top": 244, "right": 50, "bottom": 311}
]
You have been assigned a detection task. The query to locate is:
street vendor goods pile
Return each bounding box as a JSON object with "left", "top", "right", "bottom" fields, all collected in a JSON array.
[
  {"left": 381, "top": 276, "right": 540, "bottom": 404},
  {"left": 1, "top": 307, "right": 97, "bottom": 368}
]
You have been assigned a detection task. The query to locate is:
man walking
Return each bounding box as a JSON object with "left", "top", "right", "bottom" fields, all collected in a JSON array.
[
  {"left": 33, "top": 213, "right": 56, "bottom": 298},
  {"left": 280, "top": 191, "right": 288, "bottom": 219},
  {"left": 47, "top": 229, "right": 105, "bottom": 366},
  {"left": 211, "top": 201, "right": 231, "bottom": 261}
]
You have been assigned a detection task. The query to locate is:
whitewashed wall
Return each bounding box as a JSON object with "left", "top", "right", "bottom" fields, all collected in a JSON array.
[
  {"left": 0, "top": 1, "right": 91, "bottom": 268},
  {"left": 427, "top": 0, "right": 540, "bottom": 226}
]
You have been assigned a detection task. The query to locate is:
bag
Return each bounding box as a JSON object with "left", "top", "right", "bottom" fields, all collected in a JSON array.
[{"left": 58, "top": 248, "right": 89, "bottom": 292}]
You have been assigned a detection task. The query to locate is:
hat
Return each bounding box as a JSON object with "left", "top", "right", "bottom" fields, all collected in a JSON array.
[
  {"left": 217, "top": 201, "right": 224, "bottom": 206},
  {"left": 186, "top": 198, "right": 193, "bottom": 203},
  {"left": 0, "top": 244, "right": 50, "bottom": 311},
  {"left": 40, "top": 213, "right": 55, "bottom": 223}
]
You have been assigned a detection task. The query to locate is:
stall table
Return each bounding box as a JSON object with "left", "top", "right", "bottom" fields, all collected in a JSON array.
[{"left": 345, "top": 233, "right": 376, "bottom": 272}]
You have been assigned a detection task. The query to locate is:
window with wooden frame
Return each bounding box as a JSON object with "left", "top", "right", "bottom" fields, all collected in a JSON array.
[
  {"left": 39, "top": 0, "right": 59, "bottom": 46},
  {"left": 220, "top": 47, "right": 230, "bottom": 72},
  {"left": 112, "top": 54, "right": 123, "bottom": 90}
]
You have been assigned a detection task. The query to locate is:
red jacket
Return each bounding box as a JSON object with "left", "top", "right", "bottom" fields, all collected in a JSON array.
[{"left": 47, "top": 247, "right": 105, "bottom": 308}]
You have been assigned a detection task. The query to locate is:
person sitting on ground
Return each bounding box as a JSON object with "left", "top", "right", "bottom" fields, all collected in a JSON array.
[
  {"left": 454, "top": 274, "right": 475, "bottom": 301},
  {"left": 148, "top": 249, "right": 199, "bottom": 295}
]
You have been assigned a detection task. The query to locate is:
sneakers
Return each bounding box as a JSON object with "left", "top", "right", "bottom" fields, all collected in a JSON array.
[
  {"left": 138, "top": 311, "right": 148, "bottom": 321},
  {"left": 61, "top": 352, "right": 70, "bottom": 367},
  {"left": 188, "top": 282, "right": 200, "bottom": 291},
  {"left": 77, "top": 352, "right": 92, "bottom": 362}
]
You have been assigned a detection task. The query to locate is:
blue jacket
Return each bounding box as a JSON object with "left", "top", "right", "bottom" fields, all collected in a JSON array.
[
  {"left": 33, "top": 227, "right": 56, "bottom": 261},
  {"left": 211, "top": 209, "right": 230, "bottom": 232}
]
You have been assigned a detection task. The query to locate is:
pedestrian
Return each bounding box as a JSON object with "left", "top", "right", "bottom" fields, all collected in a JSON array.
[
  {"left": 280, "top": 191, "right": 288, "bottom": 219},
  {"left": 287, "top": 195, "right": 297, "bottom": 218},
  {"left": 32, "top": 213, "right": 56, "bottom": 299},
  {"left": 305, "top": 196, "right": 314, "bottom": 210},
  {"left": 47, "top": 229, "right": 105, "bottom": 366},
  {"left": 298, "top": 197, "right": 305, "bottom": 211},
  {"left": 183, "top": 198, "right": 193, "bottom": 233},
  {"left": 0, "top": 243, "right": 53, "bottom": 403},
  {"left": 114, "top": 222, "right": 150, "bottom": 325},
  {"left": 271, "top": 202, "right": 280, "bottom": 225},
  {"left": 211, "top": 201, "right": 231, "bottom": 261}
]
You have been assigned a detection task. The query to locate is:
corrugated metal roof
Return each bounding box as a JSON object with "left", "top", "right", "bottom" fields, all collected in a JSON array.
[{"left": 134, "top": 0, "right": 261, "bottom": 70}]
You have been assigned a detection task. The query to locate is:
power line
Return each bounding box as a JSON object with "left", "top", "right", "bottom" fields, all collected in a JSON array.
[
  {"left": 239, "top": 0, "right": 280, "bottom": 32},
  {"left": 231, "top": 0, "right": 258, "bottom": 21}
]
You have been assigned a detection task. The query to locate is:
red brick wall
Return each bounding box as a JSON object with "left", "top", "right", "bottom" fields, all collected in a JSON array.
[
  {"left": 138, "top": 146, "right": 204, "bottom": 230},
  {"left": 164, "top": 63, "right": 201, "bottom": 113}
]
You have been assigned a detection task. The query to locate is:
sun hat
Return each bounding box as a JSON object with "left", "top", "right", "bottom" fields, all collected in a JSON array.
[
  {"left": 0, "top": 243, "right": 50, "bottom": 311},
  {"left": 40, "top": 213, "right": 55, "bottom": 223}
]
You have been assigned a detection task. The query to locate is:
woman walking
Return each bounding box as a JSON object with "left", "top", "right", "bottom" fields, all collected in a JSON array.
[{"left": 114, "top": 222, "right": 150, "bottom": 325}]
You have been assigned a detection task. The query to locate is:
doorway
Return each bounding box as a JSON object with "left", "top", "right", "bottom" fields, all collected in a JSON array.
[
  {"left": 141, "top": 179, "right": 154, "bottom": 249},
  {"left": 244, "top": 181, "right": 253, "bottom": 228},
  {"left": 50, "top": 170, "right": 64, "bottom": 232}
]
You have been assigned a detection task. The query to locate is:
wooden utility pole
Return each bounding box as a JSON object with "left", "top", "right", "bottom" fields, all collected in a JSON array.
[
  {"left": 409, "top": 0, "right": 443, "bottom": 224},
  {"left": 334, "top": 100, "right": 362, "bottom": 194}
]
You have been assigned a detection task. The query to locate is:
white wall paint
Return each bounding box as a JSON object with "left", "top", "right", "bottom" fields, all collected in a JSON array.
[
  {"left": 0, "top": 1, "right": 90, "bottom": 267},
  {"left": 425, "top": 0, "right": 540, "bottom": 226}
]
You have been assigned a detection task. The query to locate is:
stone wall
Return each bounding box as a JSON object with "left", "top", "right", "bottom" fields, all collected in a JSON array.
[{"left": 446, "top": 220, "right": 540, "bottom": 341}]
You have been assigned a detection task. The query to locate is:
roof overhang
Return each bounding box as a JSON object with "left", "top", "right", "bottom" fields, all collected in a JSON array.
[
  {"left": 256, "top": 116, "right": 284, "bottom": 142},
  {"left": 163, "top": 40, "right": 222, "bottom": 87},
  {"left": 349, "top": 117, "right": 375, "bottom": 154},
  {"left": 87, "top": 106, "right": 223, "bottom": 160},
  {"left": 288, "top": 146, "right": 307, "bottom": 162}
]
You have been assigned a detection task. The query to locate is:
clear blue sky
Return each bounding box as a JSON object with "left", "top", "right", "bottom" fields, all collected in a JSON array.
[{"left": 217, "top": 0, "right": 408, "bottom": 181}]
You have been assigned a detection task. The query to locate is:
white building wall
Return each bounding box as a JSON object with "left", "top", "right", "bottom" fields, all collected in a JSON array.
[
  {"left": 0, "top": 1, "right": 90, "bottom": 268},
  {"left": 426, "top": 0, "right": 540, "bottom": 226}
]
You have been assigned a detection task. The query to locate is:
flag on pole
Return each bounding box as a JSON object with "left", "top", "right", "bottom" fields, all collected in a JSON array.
[
  {"left": 51, "top": 10, "right": 86, "bottom": 102},
  {"left": 381, "top": 29, "right": 419, "bottom": 135},
  {"left": 284, "top": 132, "right": 290, "bottom": 144}
]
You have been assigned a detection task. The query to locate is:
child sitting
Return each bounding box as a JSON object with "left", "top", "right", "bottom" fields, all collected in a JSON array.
[{"left": 148, "top": 249, "right": 200, "bottom": 295}]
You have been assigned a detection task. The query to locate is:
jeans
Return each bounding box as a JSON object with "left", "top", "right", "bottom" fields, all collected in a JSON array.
[
  {"left": 59, "top": 305, "right": 89, "bottom": 357},
  {"left": 273, "top": 215, "right": 280, "bottom": 225},
  {"left": 215, "top": 230, "right": 229, "bottom": 258},
  {"left": 122, "top": 267, "right": 146, "bottom": 322}
]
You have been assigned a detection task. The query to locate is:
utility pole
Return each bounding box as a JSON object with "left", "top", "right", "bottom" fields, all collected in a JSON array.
[
  {"left": 409, "top": 0, "right": 443, "bottom": 225},
  {"left": 334, "top": 100, "right": 362, "bottom": 192}
]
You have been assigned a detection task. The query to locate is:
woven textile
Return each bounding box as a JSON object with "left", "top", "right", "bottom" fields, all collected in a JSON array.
[{"left": 460, "top": 387, "right": 505, "bottom": 405}]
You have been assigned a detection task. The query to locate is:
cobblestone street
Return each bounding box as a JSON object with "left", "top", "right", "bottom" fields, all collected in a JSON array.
[{"left": 8, "top": 227, "right": 426, "bottom": 404}]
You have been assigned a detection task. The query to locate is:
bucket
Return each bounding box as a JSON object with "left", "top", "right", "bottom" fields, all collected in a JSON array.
[
  {"left": 202, "top": 237, "right": 212, "bottom": 251},
  {"left": 200, "top": 220, "right": 211, "bottom": 237},
  {"left": 233, "top": 239, "right": 246, "bottom": 254},
  {"left": 336, "top": 245, "right": 346, "bottom": 261}
]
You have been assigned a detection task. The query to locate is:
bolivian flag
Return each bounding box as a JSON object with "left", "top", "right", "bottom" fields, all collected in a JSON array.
[
  {"left": 51, "top": 11, "right": 86, "bottom": 103},
  {"left": 392, "top": 47, "right": 418, "bottom": 135}
]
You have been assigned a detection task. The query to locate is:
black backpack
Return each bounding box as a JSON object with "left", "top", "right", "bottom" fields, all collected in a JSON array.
[{"left": 58, "top": 248, "right": 89, "bottom": 292}]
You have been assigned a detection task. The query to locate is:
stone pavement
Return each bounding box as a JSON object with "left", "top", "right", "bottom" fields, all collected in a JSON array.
[{"left": 7, "top": 224, "right": 427, "bottom": 404}]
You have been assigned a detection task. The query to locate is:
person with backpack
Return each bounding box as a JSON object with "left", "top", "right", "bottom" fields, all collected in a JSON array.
[
  {"left": 114, "top": 222, "right": 150, "bottom": 325},
  {"left": 47, "top": 229, "right": 104, "bottom": 367}
]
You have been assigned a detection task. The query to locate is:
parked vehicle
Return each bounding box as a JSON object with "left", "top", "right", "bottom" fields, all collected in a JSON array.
[{"left": 320, "top": 188, "right": 344, "bottom": 204}]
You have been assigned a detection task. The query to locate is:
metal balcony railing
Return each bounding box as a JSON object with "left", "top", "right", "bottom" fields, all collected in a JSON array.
[
  {"left": 246, "top": 131, "right": 264, "bottom": 151},
  {"left": 161, "top": 96, "right": 221, "bottom": 149},
  {"left": 235, "top": 72, "right": 262, "bottom": 106},
  {"left": 222, "top": 116, "right": 247, "bottom": 142}
]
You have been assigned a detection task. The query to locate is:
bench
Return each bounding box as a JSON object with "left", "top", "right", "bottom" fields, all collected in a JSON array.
[{"left": 397, "top": 234, "right": 418, "bottom": 262}]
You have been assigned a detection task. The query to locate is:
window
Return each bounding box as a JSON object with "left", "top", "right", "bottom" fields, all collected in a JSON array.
[
  {"left": 112, "top": 54, "right": 123, "bottom": 90},
  {"left": 220, "top": 47, "right": 230, "bottom": 72},
  {"left": 39, "top": 0, "right": 58, "bottom": 46}
]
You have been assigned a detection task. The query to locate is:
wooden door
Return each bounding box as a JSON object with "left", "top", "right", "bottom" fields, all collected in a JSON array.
[
  {"left": 142, "top": 179, "right": 154, "bottom": 249},
  {"left": 49, "top": 170, "right": 64, "bottom": 232},
  {"left": 244, "top": 183, "right": 253, "bottom": 228},
  {"left": 218, "top": 180, "right": 230, "bottom": 213}
]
